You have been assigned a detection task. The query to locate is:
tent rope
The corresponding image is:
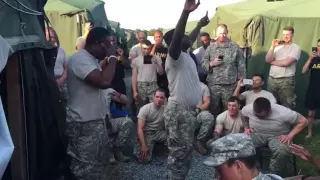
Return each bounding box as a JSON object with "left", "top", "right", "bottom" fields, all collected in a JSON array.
[{"left": 1, "top": 0, "right": 43, "bottom": 16}]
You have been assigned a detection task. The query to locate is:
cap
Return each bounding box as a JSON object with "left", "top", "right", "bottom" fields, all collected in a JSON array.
[{"left": 203, "top": 133, "right": 256, "bottom": 167}]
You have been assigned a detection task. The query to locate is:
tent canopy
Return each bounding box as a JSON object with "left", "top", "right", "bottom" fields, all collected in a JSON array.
[
  {"left": 204, "top": 0, "right": 320, "bottom": 115},
  {"left": 45, "top": 0, "right": 110, "bottom": 56}
]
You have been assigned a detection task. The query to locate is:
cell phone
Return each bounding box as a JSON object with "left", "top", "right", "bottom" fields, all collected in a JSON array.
[
  {"left": 243, "top": 79, "right": 253, "bottom": 85},
  {"left": 143, "top": 55, "right": 152, "bottom": 64},
  {"left": 218, "top": 55, "right": 224, "bottom": 60},
  {"left": 312, "top": 47, "right": 317, "bottom": 52}
]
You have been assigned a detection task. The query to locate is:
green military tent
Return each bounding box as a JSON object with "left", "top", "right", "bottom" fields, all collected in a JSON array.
[
  {"left": 204, "top": 0, "right": 320, "bottom": 114},
  {"left": 45, "top": 0, "right": 110, "bottom": 56}
]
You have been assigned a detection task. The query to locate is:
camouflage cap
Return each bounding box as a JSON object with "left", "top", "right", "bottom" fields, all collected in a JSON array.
[{"left": 203, "top": 133, "right": 256, "bottom": 167}]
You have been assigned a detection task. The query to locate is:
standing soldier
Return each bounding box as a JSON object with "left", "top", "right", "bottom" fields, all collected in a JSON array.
[
  {"left": 201, "top": 24, "right": 246, "bottom": 116},
  {"left": 163, "top": 0, "right": 209, "bottom": 179}
]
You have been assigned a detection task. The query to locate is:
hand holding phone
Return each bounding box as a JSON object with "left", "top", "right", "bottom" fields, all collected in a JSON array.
[{"left": 243, "top": 79, "right": 253, "bottom": 85}]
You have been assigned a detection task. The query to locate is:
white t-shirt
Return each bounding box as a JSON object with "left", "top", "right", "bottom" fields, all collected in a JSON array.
[
  {"left": 129, "top": 44, "right": 143, "bottom": 60},
  {"left": 241, "top": 90, "right": 277, "bottom": 105},
  {"left": 269, "top": 43, "right": 301, "bottom": 78},
  {"left": 165, "top": 52, "right": 202, "bottom": 108},
  {"left": 66, "top": 49, "right": 107, "bottom": 122},
  {"left": 54, "top": 47, "right": 68, "bottom": 77}
]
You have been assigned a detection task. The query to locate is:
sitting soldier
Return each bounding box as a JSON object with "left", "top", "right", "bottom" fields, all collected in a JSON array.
[
  {"left": 194, "top": 82, "right": 215, "bottom": 155},
  {"left": 233, "top": 74, "right": 276, "bottom": 105},
  {"left": 133, "top": 88, "right": 167, "bottom": 163},
  {"left": 104, "top": 88, "right": 134, "bottom": 164},
  {"left": 204, "top": 133, "right": 283, "bottom": 180},
  {"left": 242, "top": 97, "right": 307, "bottom": 176},
  {"left": 206, "top": 96, "right": 244, "bottom": 147}
]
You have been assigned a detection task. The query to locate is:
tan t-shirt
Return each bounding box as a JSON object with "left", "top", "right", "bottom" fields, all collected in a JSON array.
[
  {"left": 131, "top": 55, "right": 163, "bottom": 82},
  {"left": 215, "top": 110, "right": 244, "bottom": 136},
  {"left": 241, "top": 90, "right": 277, "bottom": 105},
  {"left": 241, "top": 103, "right": 301, "bottom": 136},
  {"left": 269, "top": 43, "right": 301, "bottom": 78},
  {"left": 199, "top": 82, "right": 210, "bottom": 105},
  {"left": 137, "top": 102, "right": 165, "bottom": 131},
  {"left": 165, "top": 53, "right": 202, "bottom": 108}
]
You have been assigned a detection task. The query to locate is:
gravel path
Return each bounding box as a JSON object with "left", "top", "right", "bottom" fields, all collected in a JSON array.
[{"left": 105, "top": 150, "right": 215, "bottom": 180}]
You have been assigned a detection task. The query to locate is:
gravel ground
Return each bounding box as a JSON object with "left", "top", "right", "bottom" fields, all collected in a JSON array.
[{"left": 105, "top": 150, "right": 215, "bottom": 180}]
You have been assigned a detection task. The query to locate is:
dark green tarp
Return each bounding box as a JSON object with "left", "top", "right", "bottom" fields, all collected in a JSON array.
[{"left": 204, "top": 0, "right": 320, "bottom": 115}]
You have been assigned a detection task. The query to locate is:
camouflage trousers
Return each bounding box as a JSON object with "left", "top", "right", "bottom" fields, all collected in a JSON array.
[
  {"left": 133, "top": 130, "right": 167, "bottom": 163},
  {"left": 195, "top": 110, "right": 215, "bottom": 142},
  {"left": 268, "top": 76, "right": 296, "bottom": 109},
  {"left": 65, "top": 120, "right": 109, "bottom": 180},
  {"left": 250, "top": 133, "right": 290, "bottom": 177},
  {"left": 136, "top": 81, "right": 159, "bottom": 113},
  {"left": 164, "top": 103, "right": 196, "bottom": 180},
  {"left": 109, "top": 116, "right": 134, "bottom": 149},
  {"left": 208, "top": 84, "right": 235, "bottom": 116}
]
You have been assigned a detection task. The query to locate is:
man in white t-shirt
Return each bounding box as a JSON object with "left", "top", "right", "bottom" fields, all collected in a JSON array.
[
  {"left": 194, "top": 82, "right": 215, "bottom": 155},
  {"left": 129, "top": 31, "right": 146, "bottom": 61},
  {"left": 193, "top": 32, "right": 211, "bottom": 84},
  {"left": 233, "top": 74, "right": 276, "bottom": 105},
  {"left": 242, "top": 97, "right": 307, "bottom": 176},
  {"left": 133, "top": 89, "right": 167, "bottom": 163},
  {"left": 265, "top": 26, "right": 301, "bottom": 109}
]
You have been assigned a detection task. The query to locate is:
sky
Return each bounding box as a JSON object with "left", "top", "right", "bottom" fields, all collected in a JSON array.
[{"left": 104, "top": 0, "right": 246, "bottom": 30}]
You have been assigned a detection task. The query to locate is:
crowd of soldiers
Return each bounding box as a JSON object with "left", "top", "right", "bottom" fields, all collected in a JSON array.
[{"left": 44, "top": 0, "right": 320, "bottom": 179}]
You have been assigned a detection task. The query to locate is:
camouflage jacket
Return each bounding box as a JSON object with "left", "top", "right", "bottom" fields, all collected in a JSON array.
[{"left": 201, "top": 41, "right": 246, "bottom": 85}]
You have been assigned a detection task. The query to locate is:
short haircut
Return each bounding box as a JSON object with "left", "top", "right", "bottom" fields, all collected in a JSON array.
[
  {"left": 154, "top": 88, "right": 166, "bottom": 96},
  {"left": 252, "top": 73, "right": 264, "bottom": 81},
  {"left": 228, "top": 96, "right": 240, "bottom": 104},
  {"left": 283, "top": 26, "right": 294, "bottom": 34},
  {"left": 226, "top": 155, "right": 257, "bottom": 169},
  {"left": 317, "top": 39, "right": 320, "bottom": 43},
  {"left": 217, "top": 24, "right": 228, "bottom": 30},
  {"left": 154, "top": 30, "right": 163, "bottom": 36},
  {"left": 141, "top": 39, "right": 152, "bottom": 46},
  {"left": 200, "top": 32, "right": 210, "bottom": 38},
  {"left": 253, "top": 97, "right": 271, "bottom": 113},
  {"left": 85, "top": 27, "right": 112, "bottom": 46}
]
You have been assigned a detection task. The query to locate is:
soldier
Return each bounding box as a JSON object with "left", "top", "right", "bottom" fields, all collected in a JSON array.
[
  {"left": 66, "top": 27, "right": 117, "bottom": 179},
  {"left": 204, "top": 133, "right": 283, "bottom": 180},
  {"left": 129, "top": 31, "right": 146, "bottom": 60},
  {"left": 162, "top": 0, "right": 209, "bottom": 179},
  {"left": 242, "top": 97, "right": 307, "bottom": 176},
  {"left": 131, "top": 40, "right": 164, "bottom": 113},
  {"left": 103, "top": 88, "right": 133, "bottom": 164},
  {"left": 194, "top": 82, "right": 215, "bottom": 155},
  {"left": 265, "top": 26, "right": 301, "bottom": 109},
  {"left": 193, "top": 32, "right": 211, "bottom": 84},
  {"left": 133, "top": 88, "right": 167, "bottom": 163},
  {"left": 201, "top": 24, "right": 246, "bottom": 116}
]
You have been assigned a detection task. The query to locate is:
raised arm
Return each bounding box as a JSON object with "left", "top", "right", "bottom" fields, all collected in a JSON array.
[
  {"left": 188, "top": 11, "right": 210, "bottom": 45},
  {"left": 169, "top": 0, "right": 200, "bottom": 60},
  {"left": 302, "top": 55, "right": 314, "bottom": 74}
]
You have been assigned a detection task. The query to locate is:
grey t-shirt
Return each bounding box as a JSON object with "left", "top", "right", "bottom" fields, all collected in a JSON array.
[
  {"left": 54, "top": 47, "right": 67, "bottom": 77},
  {"left": 241, "top": 103, "right": 300, "bottom": 136},
  {"left": 241, "top": 90, "right": 277, "bottom": 105},
  {"left": 131, "top": 55, "right": 163, "bottom": 82},
  {"left": 165, "top": 52, "right": 202, "bottom": 108},
  {"left": 138, "top": 102, "right": 165, "bottom": 131},
  {"left": 66, "top": 49, "right": 107, "bottom": 122}
]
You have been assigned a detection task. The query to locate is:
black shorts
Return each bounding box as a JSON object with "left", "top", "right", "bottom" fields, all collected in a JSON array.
[{"left": 304, "top": 88, "right": 320, "bottom": 110}]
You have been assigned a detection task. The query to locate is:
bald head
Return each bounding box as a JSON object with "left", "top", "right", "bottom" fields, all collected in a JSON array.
[
  {"left": 137, "top": 32, "right": 146, "bottom": 43},
  {"left": 216, "top": 24, "right": 228, "bottom": 43},
  {"left": 154, "top": 30, "right": 163, "bottom": 45}
]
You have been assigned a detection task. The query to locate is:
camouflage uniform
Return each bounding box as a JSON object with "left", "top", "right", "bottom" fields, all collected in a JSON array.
[
  {"left": 65, "top": 120, "right": 109, "bottom": 180},
  {"left": 201, "top": 42, "right": 246, "bottom": 116},
  {"left": 250, "top": 133, "right": 290, "bottom": 176},
  {"left": 164, "top": 103, "right": 197, "bottom": 180},
  {"left": 204, "top": 133, "right": 282, "bottom": 180},
  {"left": 268, "top": 76, "right": 296, "bottom": 109},
  {"left": 136, "top": 81, "right": 158, "bottom": 112},
  {"left": 133, "top": 130, "right": 167, "bottom": 163},
  {"left": 109, "top": 116, "right": 134, "bottom": 149},
  {"left": 195, "top": 110, "right": 215, "bottom": 142}
]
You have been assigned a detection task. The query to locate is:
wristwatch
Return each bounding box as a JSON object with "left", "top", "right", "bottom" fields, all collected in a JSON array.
[{"left": 107, "top": 55, "right": 117, "bottom": 63}]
